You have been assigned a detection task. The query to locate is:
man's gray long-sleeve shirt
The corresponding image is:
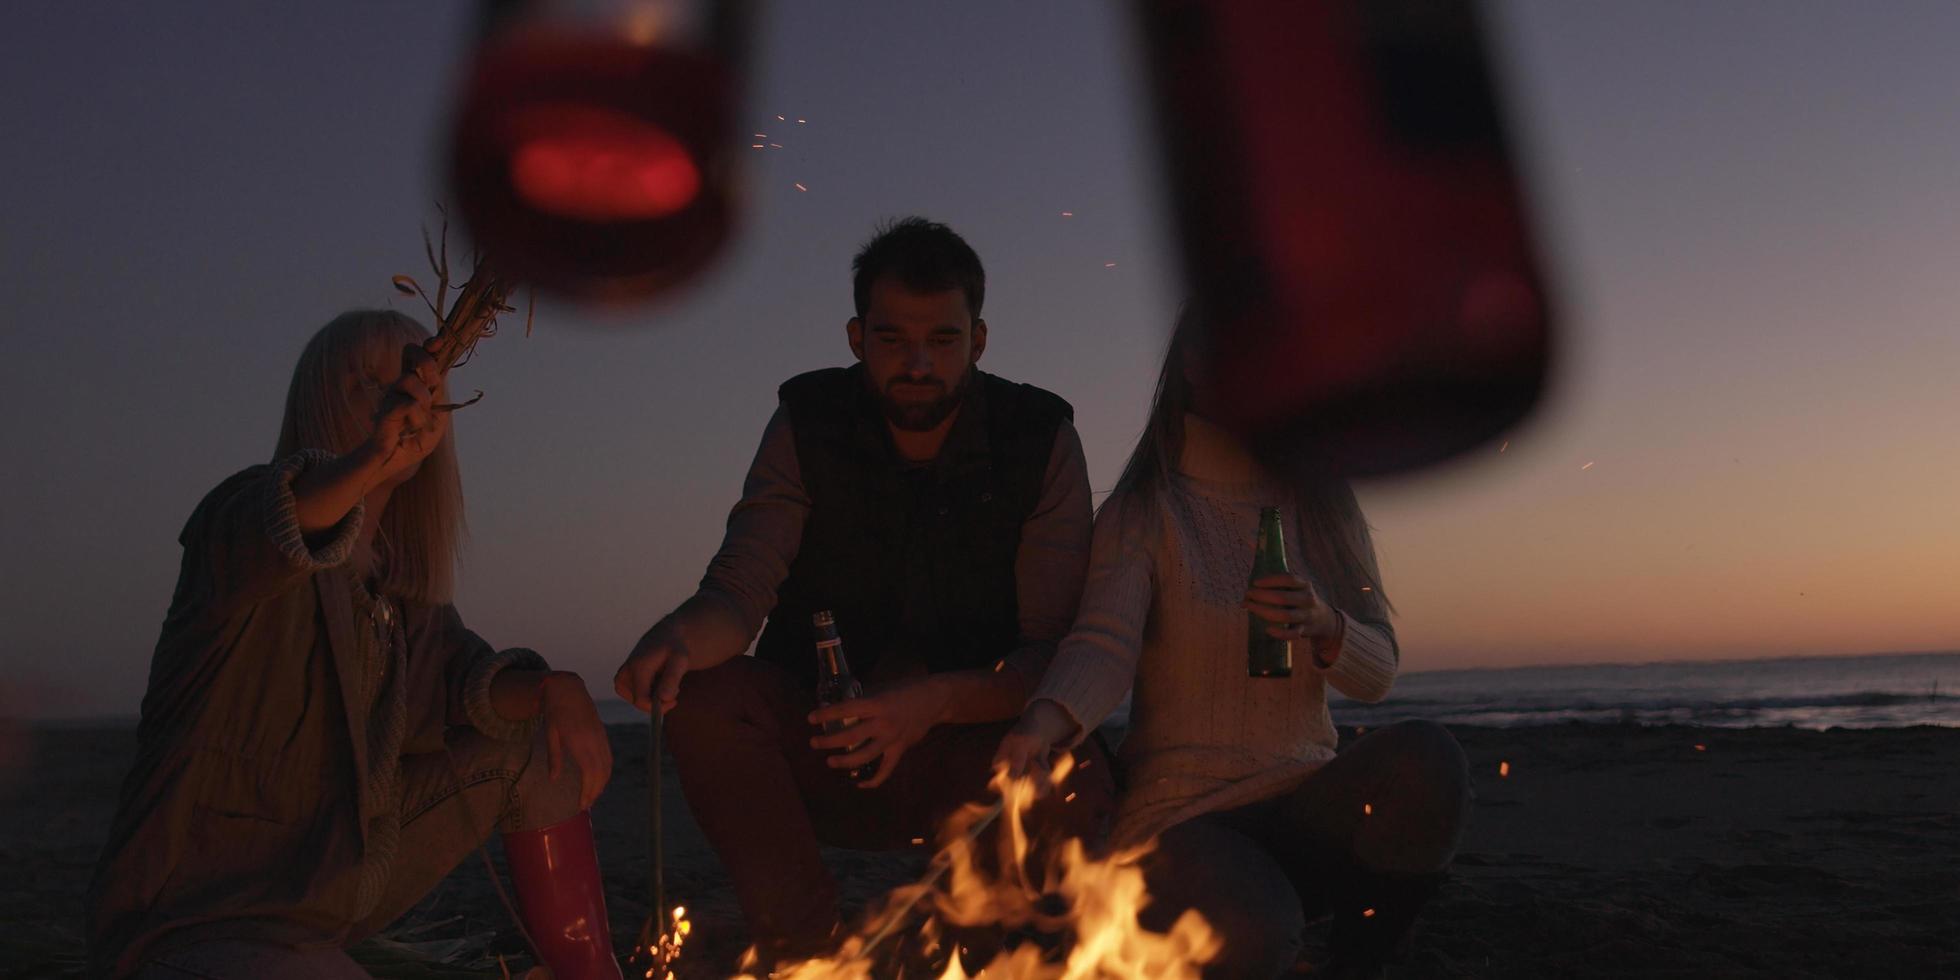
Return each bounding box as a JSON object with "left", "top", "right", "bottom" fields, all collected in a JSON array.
[{"left": 694, "top": 404, "right": 1094, "bottom": 686}]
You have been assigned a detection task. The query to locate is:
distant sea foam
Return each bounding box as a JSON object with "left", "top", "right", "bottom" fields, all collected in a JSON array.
[{"left": 1331, "top": 650, "right": 1960, "bottom": 730}]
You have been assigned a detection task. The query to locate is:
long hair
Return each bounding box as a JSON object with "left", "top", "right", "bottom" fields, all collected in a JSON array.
[
  {"left": 1110, "top": 305, "right": 1392, "bottom": 621},
  {"left": 273, "top": 309, "right": 464, "bottom": 604}
]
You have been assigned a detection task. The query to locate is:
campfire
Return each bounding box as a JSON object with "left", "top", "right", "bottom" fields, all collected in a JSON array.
[{"left": 706, "top": 759, "right": 1221, "bottom": 979}]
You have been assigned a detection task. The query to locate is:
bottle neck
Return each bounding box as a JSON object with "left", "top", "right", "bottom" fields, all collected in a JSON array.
[
  {"left": 1254, "top": 510, "right": 1288, "bottom": 570},
  {"left": 816, "top": 637, "right": 847, "bottom": 678}
]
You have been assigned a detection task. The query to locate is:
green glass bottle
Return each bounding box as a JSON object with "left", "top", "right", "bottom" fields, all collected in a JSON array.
[{"left": 1248, "top": 506, "right": 1293, "bottom": 678}]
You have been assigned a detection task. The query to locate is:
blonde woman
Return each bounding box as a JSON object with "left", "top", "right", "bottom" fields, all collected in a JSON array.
[
  {"left": 997, "top": 309, "right": 1471, "bottom": 979},
  {"left": 87, "top": 311, "right": 623, "bottom": 980}
]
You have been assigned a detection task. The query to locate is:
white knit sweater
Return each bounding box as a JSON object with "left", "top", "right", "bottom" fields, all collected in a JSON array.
[{"left": 1032, "top": 415, "right": 1400, "bottom": 848}]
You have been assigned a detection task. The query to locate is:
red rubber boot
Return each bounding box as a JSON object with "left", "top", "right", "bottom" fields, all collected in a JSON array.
[{"left": 501, "top": 811, "right": 625, "bottom": 980}]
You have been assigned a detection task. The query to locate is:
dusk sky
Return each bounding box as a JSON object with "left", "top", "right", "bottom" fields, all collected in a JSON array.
[{"left": 3, "top": 1, "right": 1956, "bottom": 720}]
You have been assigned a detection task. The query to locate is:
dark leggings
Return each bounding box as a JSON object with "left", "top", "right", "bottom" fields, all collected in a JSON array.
[{"left": 1138, "top": 721, "right": 1472, "bottom": 979}]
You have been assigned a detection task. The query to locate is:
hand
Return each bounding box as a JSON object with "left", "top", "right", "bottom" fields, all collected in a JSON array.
[
  {"left": 613, "top": 617, "right": 694, "bottom": 715},
  {"left": 367, "top": 342, "right": 447, "bottom": 482},
  {"left": 1244, "top": 572, "right": 1339, "bottom": 642},
  {"left": 992, "top": 699, "right": 1080, "bottom": 797},
  {"left": 807, "top": 676, "right": 951, "bottom": 789},
  {"left": 539, "top": 672, "right": 613, "bottom": 810}
]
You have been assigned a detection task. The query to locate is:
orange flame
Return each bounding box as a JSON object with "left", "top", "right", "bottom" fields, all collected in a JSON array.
[{"left": 738, "top": 759, "right": 1220, "bottom": 979}]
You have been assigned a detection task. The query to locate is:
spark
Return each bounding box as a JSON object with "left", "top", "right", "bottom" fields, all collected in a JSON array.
[
  {"left": 1694, "top": 743, "right": 1707, "bottom": 752},
  {"left": 1581, "top": 461, "right": 1596, "bottom": 471},
  {"left": 797, "top": 118, "right": 807, "bottom": 123},
  {"left": 1362, "top": 908, "right": 1377, "bottom": 918},
  {"left": 1061, "top": 211, "right": 1074, "bottom": 217},
  {"left": 751, "top": 144, "right": 765, "bottom": 149},
  {"left": 1499, "top": 760, "right": 1511, "bottom": 778},
  {"left": 1501, "top": 440, "right": 1509, "bottom": 453},
  {"left": 1079, "top": 757, "right": 1093, "bottom": 769},
  {"left": 993, "top": 661, "right": 1005, "bottom": 672},
  {"left": 794, "top": 182, "right": 808, "bottom": 192},
  {"left": 776, "top": 114, "right": 786, "bottom": 121},
  {"left": 770, "top": 143, "right": 782, "bottom": 148},
  {"left": 1355, "top": 726, "right": 1366, "bottom": 734},
  {"left": 1064, "top": 792, "right": 1077, "bottom": 803},
  {"left": 754, "top": 133, "right": 767, "bottom": 138},
  {"left": 1104, "top": 261, "right": 1117, "bottom": 268},
  {"left": 911, "top": 837, "right": 926, "bottom": 845},
  {"left": 1361, "top": 586, "right": 1373, "bottom": 592},
  {"left": 1363, "top": 803, "right": 1373, "bottom": 815}
]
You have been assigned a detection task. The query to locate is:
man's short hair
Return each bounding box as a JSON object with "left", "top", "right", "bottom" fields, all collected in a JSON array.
[{"left": 851, "top": 217, "right": 986, "bottom": 321}]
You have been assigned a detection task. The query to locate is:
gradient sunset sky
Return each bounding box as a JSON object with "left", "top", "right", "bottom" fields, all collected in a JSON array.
[{"left": 2, "top": 1, "right": 1956, "bottom": 718}]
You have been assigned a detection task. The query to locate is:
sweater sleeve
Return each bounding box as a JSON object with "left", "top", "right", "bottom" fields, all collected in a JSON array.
[
  {"left": 433, "top": 602, "right": 552, "bottom": 742},
  {"left": 180, "top": 450, "right": 364, "bottom": 615},
  {"left": 997, "top": 421, "right": 1095, "bottom": 688},
  {"left": 692, "top": 406, "right": 808, "bottom": 649},
  {"left": 1028, "top": 489, "right": 1154, "bottom": 743},
  {"left": 1318, "top": 611, "right": 1398, "bottom": 703}
]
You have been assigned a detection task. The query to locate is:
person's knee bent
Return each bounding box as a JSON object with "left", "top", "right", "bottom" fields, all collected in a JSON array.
[
  {"left": 1379, "top": 720, "right": 1470, "bottom": 810},
  {"left": 662, "top": 657, "right": 786, "bottom": 761},
  {"left": 1364, "top": 720, "right": 1471, "bottom": 873},
  {"left": 505, "top": 725, "right": 584, "bottom": 830}
]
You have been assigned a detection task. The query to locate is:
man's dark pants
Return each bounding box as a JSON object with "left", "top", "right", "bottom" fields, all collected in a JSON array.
[{"left": 664, "top": 656, "right": 1116, "bottom": 957}]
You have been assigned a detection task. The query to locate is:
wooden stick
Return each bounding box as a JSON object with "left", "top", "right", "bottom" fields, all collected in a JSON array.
[
  {"left": 651, "top": 707, "right": 666, "bottom": 929},
  {"left": 637, "top": 708, "right": 669, "bottom": 969},
  {"left": 855, "top": 799, "right": 1006, "bottom": 961}
]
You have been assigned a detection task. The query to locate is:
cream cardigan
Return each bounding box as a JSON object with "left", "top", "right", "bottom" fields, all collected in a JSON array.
[{"left": 1032, "top": 416, "right": 1399, "bottom": 847}]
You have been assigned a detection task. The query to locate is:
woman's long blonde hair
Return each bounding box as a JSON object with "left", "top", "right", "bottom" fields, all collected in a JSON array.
[
  {"left": 274, "top": 310, "right": 464, "bottom": 604},
  {"left": 1111, "top": 304, "right": 1392, "bottom": 622}
]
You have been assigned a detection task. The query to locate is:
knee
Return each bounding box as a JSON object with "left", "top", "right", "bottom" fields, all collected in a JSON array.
[
  {"left": 509, "top": 726, "right": 584, "bottom": 828},
  {"left": 663, "top": 657, "right": 783, "bottom": 755},
  {"left": 1359, "top": 721, "right": 1471, "bottom": 873},
  {"left": 1378, "top": 721, "right": 1470, "bottom": 807}
]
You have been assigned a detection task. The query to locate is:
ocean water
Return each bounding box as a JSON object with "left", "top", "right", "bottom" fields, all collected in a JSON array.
[
  {"left": 1330, "top": 651, "right": 1960, "bottom": 730},
  {"left": 591, "top": 651, "right": 1960, "bottom": 731}
]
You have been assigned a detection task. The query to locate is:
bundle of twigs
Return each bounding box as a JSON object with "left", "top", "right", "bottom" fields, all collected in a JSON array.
[{"left": 391, "top": 214, "right": 533, "bottom": 409}]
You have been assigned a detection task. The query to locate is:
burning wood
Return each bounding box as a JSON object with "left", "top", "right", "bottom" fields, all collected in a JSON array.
[{"left": 716, "top": 759, "right": 1220, "bottom": 979}]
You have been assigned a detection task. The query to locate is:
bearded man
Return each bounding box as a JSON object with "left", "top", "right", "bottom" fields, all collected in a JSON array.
[{"left": 614, "top": 217, "right": 1113, "bottom": 963}]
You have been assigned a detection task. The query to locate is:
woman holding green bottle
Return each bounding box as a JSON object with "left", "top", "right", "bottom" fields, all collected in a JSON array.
[{"left": 996, "top": 307, "right": 1470, "bottom": 979}]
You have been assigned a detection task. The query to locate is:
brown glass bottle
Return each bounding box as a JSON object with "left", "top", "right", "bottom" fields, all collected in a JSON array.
[{"left": 812, "top": 611, "right": 875, "bottom": 781}]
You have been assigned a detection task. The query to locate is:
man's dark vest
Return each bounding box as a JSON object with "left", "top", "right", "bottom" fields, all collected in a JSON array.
[{"left": 752, "top": 364, "right": 1072, "bottom": 687}]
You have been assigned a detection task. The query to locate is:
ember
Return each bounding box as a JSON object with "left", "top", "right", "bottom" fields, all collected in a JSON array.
[{"left": 633, "top": 904, "right": 691, "bottom": 980}]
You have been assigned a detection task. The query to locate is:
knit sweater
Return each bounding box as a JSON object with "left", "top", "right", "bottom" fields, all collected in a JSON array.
[
  {"left": 1032, "top": 415, "right": 1400, "bottom": 848},
  {"left": 87, "top": 451, "right": 542, "bottom": 978}
]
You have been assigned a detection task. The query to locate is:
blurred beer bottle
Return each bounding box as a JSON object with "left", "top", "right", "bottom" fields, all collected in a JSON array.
[
  {"left": 812, "top": 610, "right": 876, "bottom": 782},
  {"left": 1137, "top": 0, "right": 1554, "bottom": 477},
  {"left": 447, "top": 0, "right": 753, "bottom": 303},
  {"left": 1248, "top": 507, "right": 1294, "bottom": 678}
]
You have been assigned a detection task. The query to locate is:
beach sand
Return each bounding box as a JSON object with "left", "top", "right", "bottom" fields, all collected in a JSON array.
[{"left": 4, "top": 722, "right": 1955, "bottom": 978}]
